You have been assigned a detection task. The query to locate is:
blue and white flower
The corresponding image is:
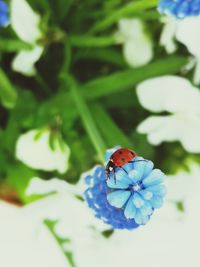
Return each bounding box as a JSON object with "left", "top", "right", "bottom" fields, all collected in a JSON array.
[
  {"left": 84, "top": 148, "right": 166, "bottom": 229},
  {"left": 0, "top": 0, "right": 9, "bottom": 27},
  {"left": 158, "top": 0, "right": 200, "bottom": 19}
]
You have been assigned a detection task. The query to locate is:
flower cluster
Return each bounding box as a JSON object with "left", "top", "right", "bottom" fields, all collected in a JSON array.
[
  {"left": 0, "top": 0, "right": 9, "bottom": 27},
  {"left": 158, "top": 0, "right": 200, "bottom": 19},
  {"left": 84, "top": 148, "right": 166, "bottom": 230}
]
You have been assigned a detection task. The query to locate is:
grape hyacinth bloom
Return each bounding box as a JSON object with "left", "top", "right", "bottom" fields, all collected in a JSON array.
[
  {"left": 84, "top": 148, "right": 166, "bottom": 230},
  {"left": 158, "top": 0, "right": 200, "bottom": 19},
  {"left": 0, "top": 0, "right": 9, "bottom": 26}
]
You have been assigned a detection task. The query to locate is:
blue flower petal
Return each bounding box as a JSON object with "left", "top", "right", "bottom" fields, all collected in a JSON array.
[
  {"left": 0, "top": 1, "right": 9, "bottom": 27},
  {"left": 132, "top": 192, "right": 145, "bottom": 208},
  {"left": 115, "top": 169, "right": 133, "bottom": 185},
  {"left": 158, "top": 0, "right": 200, "bottom": 18},
  {"left": 147, "top": 184, "right": 166, "bottom": 197},
  {"left": 139, "top": 189, "right": 153, "bottom": 200},
  {"left": 140, "top": 202, "right": 153, "bottom": 216},
  {"left": 134, "top": 210, "right": 150, "bottom": 225},
  {"left": 107, "top": 190, "right": 131, "bottom": 208},
  {"left": 177, "top": 2, "right": 189, "bottom": 18},
  {"left": 124, "top": 196, "right": 137, "bottom": 219},
  {"left": 130, "top": 157, "right": 147, "bottom": 181},
  {"left": 143, "top": 160, "right": 154, "bottom": 177},
  {"left": 106, "top": 177, "right": 129, "bottom": 189},
  {"left": 149, "top": 196, "right": 164, "bottom": 209},
  {"left": 143, "top": 169, "right": 165, "bottom": 187}
]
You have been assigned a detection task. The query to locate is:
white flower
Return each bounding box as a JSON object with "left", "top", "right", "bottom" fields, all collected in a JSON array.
[
  {"left": 167, "top": 162, "right": 200, "bottom": 203},
  {"left": 12, "top": 46, "right": 43, "bottom": 76},
  {"left": 136, "top": 75, "right": 200, "bottom": 153},
  {"left": 15, "top": 129, "right": 70, "bottom": 174},
  {"left": 23, "top": 171, "right": 200, "bottom": 267},
  {"left": 23, "top": 177, "right": 109, "bottom": 266},
  {"left": 115, "top": 18, "right": 153, "bottom": 68},
  {"left": 0, "top": 201, "right": 68, "bottom": 267},
  {"left": 25, "top": 177, "right": 108, "bottom": 233},
  {"left": 160, "top": 16, "right": 200, "bottom": 84},
  {"left": 10, "top": 0, "right": 44, "bottom": 76}
]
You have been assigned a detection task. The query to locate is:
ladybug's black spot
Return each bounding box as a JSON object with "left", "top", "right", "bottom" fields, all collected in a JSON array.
[
  {"left": 121, "top": 158, "right": 126, "bottom": 162},
  {"left": 118, "top": 151, "right": 123, "bottom": 154}
]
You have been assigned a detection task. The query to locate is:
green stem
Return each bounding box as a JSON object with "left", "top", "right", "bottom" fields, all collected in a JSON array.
[
  {"left": 90, "top": 0, "right": 159, "bottom": 33},
  {"left": 70, "top": 35, "right": 117, "bottom": 47},
  {"left": 35, "top": 73, "right": 50, "bottom": 95},
  {"left": 68, "top": 76, "right": 106, "bottom": 163},
  {"left": 60, "top": 37, "right": 72, "bottom": 76}
]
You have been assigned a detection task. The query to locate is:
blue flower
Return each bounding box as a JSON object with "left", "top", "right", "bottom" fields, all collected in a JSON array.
[
  {"left": 83, "top": 148, "right": 166, "bottom": 230},
  {"left": 0, "top": 0, "right": 9, "bottom": 27},
  {"left": 158, "top": 0, "right": 200, "bottom": 19}
]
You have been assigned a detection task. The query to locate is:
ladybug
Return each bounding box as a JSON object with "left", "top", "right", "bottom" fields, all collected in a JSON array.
[
  {"left": 106, "top": 148, "right": 136, "bottom": 181},
  {"left": 106, "top": 148, "right": 145, "bottom": 183}
]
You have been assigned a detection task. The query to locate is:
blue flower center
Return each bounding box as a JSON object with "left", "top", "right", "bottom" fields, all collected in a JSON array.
[
  {"left": 128, "top": 181, "right": 144, "bottom": 192},
  {"left": 132, "top": 183, "right": 141, "bottom": 191}
]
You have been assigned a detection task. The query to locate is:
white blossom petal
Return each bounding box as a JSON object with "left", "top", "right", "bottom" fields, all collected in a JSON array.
[
  {"left": 123, "top": 38, "right": 153, "bottom": 67},
  {"left": 26, "top": 177, "right": 77, "bottom": 196},
  {"left": 117, "top": 18, "right": 145, "bottom": 41},
  {"left": 10, "top": 0, "right": 42, "bottom": 44},
  {"left": 116, "top": 18, "right": 153, "bottom": 67},
  {"left": 176, "top": 17, "right": 200, "bottom": 58},
  {"left": 137, "top": 114, "right": 200, "bottom": 153},
  {"left": 12, "top": 46, "right": 43, "bottom": 76},
  {"left": 160, "top": 17, "right": 200, "bottom": 85},
  {"left": 136, "top": 75, "right": 200, "bottom": 113},
  {"left": 16, "top": 129, "right": 70, "bottom": 174},
  {"left": 180, "top": 114, "right": 200, "bottom": 153},
  {"left": 160, "top": 17, "right": 177, "bottom": 54}
]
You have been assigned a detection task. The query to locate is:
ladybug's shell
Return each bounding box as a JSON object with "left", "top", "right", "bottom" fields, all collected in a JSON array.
[{"left": 111, "top": 148, "right": 136, "bottom": 167}]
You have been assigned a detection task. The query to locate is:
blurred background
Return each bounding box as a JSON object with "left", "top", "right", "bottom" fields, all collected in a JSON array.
[{"left": 0, "top": 0, "right": 200, "bottom": 267}]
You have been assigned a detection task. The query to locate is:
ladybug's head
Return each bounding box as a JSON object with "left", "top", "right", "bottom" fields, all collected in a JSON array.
[{"left": 105, "top": 159, "right": 115, "bottom": 179}]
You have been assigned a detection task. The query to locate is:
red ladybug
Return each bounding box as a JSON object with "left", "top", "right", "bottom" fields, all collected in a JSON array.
[{"left": 106, "top": 148, "right": 137, "bottom": 183}]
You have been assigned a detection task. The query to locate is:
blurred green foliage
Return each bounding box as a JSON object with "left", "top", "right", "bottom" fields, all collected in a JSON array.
[{"left": 0, "top": 0, "right": 197, "bottom": 203}]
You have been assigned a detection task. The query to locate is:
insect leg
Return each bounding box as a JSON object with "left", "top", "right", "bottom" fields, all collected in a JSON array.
[
  {"left": 119, "top": 166, "right": 128, "bottom": 174},
  {"left": 114, "top": 169, "right": 117, "bottom": 184},
  {"left": 128, "top": 159, "right": 148, "bottom": 164}
]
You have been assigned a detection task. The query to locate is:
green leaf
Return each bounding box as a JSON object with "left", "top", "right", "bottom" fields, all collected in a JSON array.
[
  {"left": 74, "top": 48, "right": 126, "bottom": 67},
  {"left": 44, "top": 220, "right": 77, "bottom": 267},
  {"left": 81, "top": 56, "right": 187, "bottom": 100},
  {"left": 68, "top": 75, "right": 106, "bottom": 162},
  {"left": 0, "top": 69, "right": 17, "bottom": 109},
  {"left": 91, "top": 103, "right": 132, "bottom": 148},
  {"left": 49, "top": 0, "right": 74, "bottom": 22},
  {"left": 91, "top": 0, "right": 158, "bottom": 33},
  {"left": 0, "top": 39, "right": 32, "bottom": 52}
]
